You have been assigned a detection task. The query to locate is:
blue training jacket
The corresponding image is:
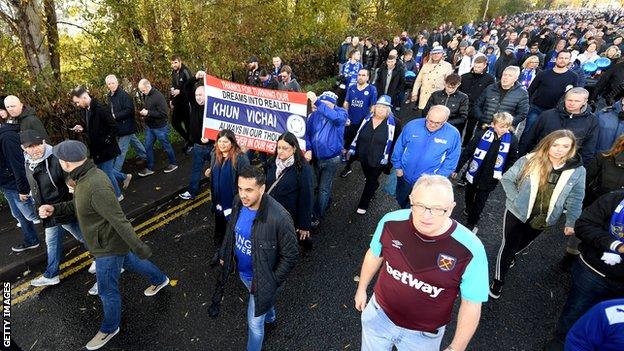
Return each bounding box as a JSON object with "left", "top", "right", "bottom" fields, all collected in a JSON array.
[
  {"left": 566, "top": 298, "right": 624, "bottom": 351},
  {"left": 391, "top": 118, "right": 461, "bottom": 185},
  {"left": 305, "top": 100, "right": 347, "bottom": 160}
]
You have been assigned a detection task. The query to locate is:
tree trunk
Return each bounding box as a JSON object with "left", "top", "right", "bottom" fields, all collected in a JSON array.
[
  {"left": 171, "top": 7, "right": 182, "bottom": 51},
  {"left": 43, "top": 0, "right": 61, "bottom": 81},
  {"left": 12, "top": 0, "right": 53, "bottom": 82},
  {"left": 482, "top": 0, "right": 490, "bottom": 21}
]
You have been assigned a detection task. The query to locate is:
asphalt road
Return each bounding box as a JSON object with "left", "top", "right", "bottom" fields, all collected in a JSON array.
[{"left": 6, "top": 161, "right": 573, "bottom": 351}]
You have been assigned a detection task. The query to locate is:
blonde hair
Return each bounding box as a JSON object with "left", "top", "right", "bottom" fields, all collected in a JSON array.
[
  {"left": 522, "top": 55, "right": 540, "bottom": 68},
  {"left": 519, "top": 130, "right": 577, "bottom": 190},
  {"left": 491, "top": 112, "right": 514, "bottom": 127}
]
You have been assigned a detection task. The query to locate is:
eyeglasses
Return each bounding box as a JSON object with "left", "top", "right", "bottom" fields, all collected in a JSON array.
[
  {"left": 426, "top": 119, "right": 445, "bottom": 126},
  {"left": 411, "top": 203, "right": 449, "bottom": 217}
]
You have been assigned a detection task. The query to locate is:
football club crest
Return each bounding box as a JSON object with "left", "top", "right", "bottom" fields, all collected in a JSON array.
[
  {"left": 469, "top": 160, "right": 479, "bottom": 173},
  {"left": 437, "top": 253, "right": 457, "bottom": 272},
  {"left": 495, "top": 155, "right": 505, "bottom": 168}
]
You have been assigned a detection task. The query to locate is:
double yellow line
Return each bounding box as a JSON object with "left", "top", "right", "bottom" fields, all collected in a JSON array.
[{"left": 11, "top": 189, "right": 212, "bottom": 306}]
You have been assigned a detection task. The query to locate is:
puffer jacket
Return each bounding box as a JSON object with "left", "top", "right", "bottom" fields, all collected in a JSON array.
[
  {"left": 362, "top": 45, "right": 379, "bottom": 70},
  {"left": 519, "top": 101, "right": 598, "bottom": 166},
  {"left": 586, "top": 152, "right": 624, "bottom": 204},
  {"left": 474, "top": 81, "right": 529, "bottom": 126},
  {"left": 423, "top": 89, "right": 469, "bottom": 126},
  {"left": 212, "top": 194, "right": 299, "bottom": 317},
  {"left": 501, "top": 153, "right": 586, "bottom": 228},
  {"left": 24, "top": 145, "right": 75, "bottom": 227}
]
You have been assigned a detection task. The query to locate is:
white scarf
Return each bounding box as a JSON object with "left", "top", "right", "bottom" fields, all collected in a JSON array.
[{"left": 275, "top": 155, "right": 295, "bottom": 179}]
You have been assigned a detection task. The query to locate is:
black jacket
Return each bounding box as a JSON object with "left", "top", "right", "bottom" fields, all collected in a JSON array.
[
  {"left": 459, "top": 71, "right": 496, "bottom": 117},
  {"left": 0, "top": 123, "right": 30, "bottom": 194},
  {"left": 107, "top": 88, "right": 137, "bottom": 136},
  {"left": 363, "top": 45, "right": 379, "bottom": 70},
  {"left": 375, "top": 66, "right": 405, "bottom": 108},
  {"left": 474, "top": 82, "right": 529, "bottom": 126},
  {"left": 493, "top": 53, "right": 517, "bottom": 80},
  {"left": 265, "top": 161, "right": 314, "bottom": 231},
  {"left": 143, "top": 88, "right": 170, "bottom": 129},
  {"left": 591, "top": 61, "right": 624, "bottom": 104},
  {"left": 519, "top": 102, "right": 598, "bottom": 166},
  {"left": 576, "top": 191, "right": 624, "bottom": 282},
  {"left": 14, "top": 106, "right": 49, "bottom": 140},
  {"left": 456, "top": 128, "right": 519, "bottom": 191},
  {"left": 24, "top": 149, "right": 75, "bottom": 227},
  {"left": 586, "top": 152, "right": 624, "bottom": 204},
  {"left": 171, "top": 63, "right": 194, "bottom": 105},
  {"left": 423, "top": 89, "right": 469, "bottom": 126},
  {"left": 213, "top": 194, "right": 299, "bottom": 317},
  {"left": 78, "top": 98, "right": 120, "bottom": 164}
]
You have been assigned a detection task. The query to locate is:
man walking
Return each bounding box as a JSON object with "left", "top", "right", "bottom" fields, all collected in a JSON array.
[
  {"left": 38, "top": 140, "right": 169, "bottom": 351},
  {"left": 409, "top": 46, "right": 454, "bottom": 121},
  {"left": 20, "top": 130, "right": 86, "bottom": 287},
  {"left": 170, "top": 54, "right": 194, "bottom": 154},
  {"left": 137, "top": 79, "right": 178, "bottom": 177},
  {"left": 355, "top": 175, "right": 488, "bottom": 351},
  {"left": 70, "top": 87, "right": 125, "bottom": 201},
  {"left": 3, "top": 95, "right": 49, "bottom": 138},
  {"left": 105, "top": 74, "right": 147, "bottom": 173},
  {"left": 208, "top": 165, "right": 298, "bottom": 351},
  {"left": 391, "top": 105, "right": 461, "bottom": 209}
]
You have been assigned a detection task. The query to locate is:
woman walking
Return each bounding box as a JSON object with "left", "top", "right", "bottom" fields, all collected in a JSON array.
[{"left": 490, "top": 130, "right": 586, "bottom": 299}]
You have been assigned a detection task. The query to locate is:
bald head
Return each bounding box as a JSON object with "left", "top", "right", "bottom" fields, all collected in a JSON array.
[
  {"left": 195, "top": 86, "right": 206, "bottom": 106},
  {"left": 138, "top": 79, "right": 152, "bottom": 95},
  {"left": 4, "top": 96, "right": 23, "bottom": 118}
]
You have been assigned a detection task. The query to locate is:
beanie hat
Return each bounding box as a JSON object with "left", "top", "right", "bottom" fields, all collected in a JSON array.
[
  {"left": 19, "top": 130, "right": 46, "bottom": 147},
  {"left": 505, "top": 44, "right": 515, "bottom": 52},
  {"left": 430, "top": 46, "right": 444, "bottom": 54},
  {"left": 318, "top": 91, "right": 338, "bottom": 105},
  {"left": 52, "top": 140, "right": 88, "bottom": 162}
]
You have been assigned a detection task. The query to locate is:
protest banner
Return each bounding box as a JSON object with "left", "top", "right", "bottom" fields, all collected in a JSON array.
[{"left": 202, "top": 75, "right": 309, "bottom": 153}]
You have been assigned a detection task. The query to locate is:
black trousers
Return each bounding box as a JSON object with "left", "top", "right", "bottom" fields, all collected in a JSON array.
[
  {"left": 450, "top": 120, "right": 467, "bottom": 142},
  {"left": 464, "top": 183, "right": 493, "bottom": 227},
  {"left": 358, "top": 162, "right": 384, "bottom": 210},
  {"left": 463, "top": 118, "right": 479, "bottom": 147},
  {"left": 494, "top": 210, "right": 544, "bottom": 283},
  {"left": 213, "top": 212, "right": 227, "bottom": 248},
  {"left": 172, "top": 102, "right": 191, "bottom": 145}
]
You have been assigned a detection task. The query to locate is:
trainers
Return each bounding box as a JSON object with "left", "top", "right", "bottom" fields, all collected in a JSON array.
[
  {"left": 183, "top": 145, "right": 193, "bottom": 155},
  {"left": 456, "top": 179, "right": 467, "bottom": 187},
  {"left": 509, "top": 258, "right": 516, "bottom": 268},
  {"left": 33, "top": 219, "right": 41, "bottom": 225},
  {"left": 117, "top": 194, "right": 124, "bottom": 202},
  {"left": 311, "top": 219, "right": 320, "bottom": 229},
  {"left": 122, "top": 174, "right": 132, "bottom": 190},
  {"left": 88, "top": 282, "right": 99, "bottom": 295},
  {"left": 356, "top": 208, "right": 367, "bottom": 215},
  {"left": 178, "top": 191, "right": 194, "bottom": 200},
  {"left": 339, "top": 167, "right": 352, "bottom": 178},
  {"left": 471, "top": 226, "right": 479, "bottom": 235},
  {"left": 86, "top": 327, "right": 120, "bottom": 350},
  {"left": 138, "top": 168, "right": 154, "bottom": 177},
  {"left": 16, "top": 222, "right": 20, "bottom": 228},
  {"left": 163, "top": 165, "right": 178, "bottom": 173},
  {"left": 144, "top": 276, "right": 170, "bottom": 296},
  {"left": 489, "top": 279, "right": 503, "bottom": 299},
  {"left": 88, "top": 261, "right": 96, "bottom": 274},
  {"left": 31, "top": 275, "right": 60, "bottom": 287},
  {"left": 11, "top": 242, "right": 40, "bottom": 252}
]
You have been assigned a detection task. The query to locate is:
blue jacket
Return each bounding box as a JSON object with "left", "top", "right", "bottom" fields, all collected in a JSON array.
[
  {"left": 391, "top": 119, "right": 461, "bottom": 185},
  {"left": 596, "top": 101, "right": 624, "bottom": 154},
  {"left": 305, "top": 100, "right": 347, "bottom": 160},
  {"left": 566, "top": 298, "right": 624, "bottom": 351},
  {"left": 501, "top": 154, "right": 585, "bottom": 228}
]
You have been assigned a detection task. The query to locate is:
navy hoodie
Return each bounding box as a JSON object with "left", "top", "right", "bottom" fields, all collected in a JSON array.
[{"left": 0, "top": 123, "right": 30, "bottom": 194}]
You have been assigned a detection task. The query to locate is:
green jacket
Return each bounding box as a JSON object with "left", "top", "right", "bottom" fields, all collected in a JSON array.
[{"left": 53, "top": 160, "right": 151, "bottom": 258}]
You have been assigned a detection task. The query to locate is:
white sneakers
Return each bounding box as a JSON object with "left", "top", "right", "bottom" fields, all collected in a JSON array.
[
  {"left": 356, "top": 208, "right": 367, "bottom": 215},
  {"left": 31, "top": 275, "right": 60, "bottom": 287},
  {"left": 178, "top": 191, "right": 194, "bottom": 200},
  {"left": 88, "top": 261, "right": 97, "bottom": 274},
  {"left": 144, "top": 276, "right": 170, "bottom": 297}
]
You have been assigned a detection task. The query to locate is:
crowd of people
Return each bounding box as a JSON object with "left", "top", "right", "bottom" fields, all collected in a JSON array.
[{"left": 2, "top": 7, "right": 624, "bottom": 351}]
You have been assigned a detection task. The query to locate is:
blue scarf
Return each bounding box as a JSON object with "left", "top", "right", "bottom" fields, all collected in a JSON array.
[
  {"left": 348, "top": 112, "right": 396, "bottom": 166},
  {"left": 466, "top": 128, "right": 512, "bottom": 183},
  {"left": 610, "top": 199, "right": 624, "bottom": 243},
  {"left": 520, "top": 68, "right": 536, "bottom": 89},
  {"left": 212, "top": 159, "right": 234, "bottom": 219}
]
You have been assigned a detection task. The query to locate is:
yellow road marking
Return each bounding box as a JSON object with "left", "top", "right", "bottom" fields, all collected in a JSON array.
[{"left": 11, "top": 190, "right": 211, "bottom": 305}]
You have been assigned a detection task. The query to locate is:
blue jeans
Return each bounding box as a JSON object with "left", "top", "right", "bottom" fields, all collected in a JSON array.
[
  {"left": 395, "top": 176, "right": 413, "bottom": 209},
  {"left": 188, "top": 144, "right": 213, "bottom": 197},
  {"left": 554, "top": 260, "right": 624, "bottom": 341},
  {"left": 44, "top": 221, "right": 84, "bottom": 278},
  {"left": 313, "top": 156, "right": 341, "bottom": 219},
  {"left": 241, "top": 276, "right": 276, "bottom": 351},
  {"left": 96, "top": 252, "right": 167, "bottom": 333},
  {"left": 361, "top": 294, "right": 445, "bottom": 351},
  {"left": 1, "top": 188, "right": 39, "bottom": 246},
  {"left": 382, "top": 169, "right": 397, "bottom": 197},
  {"left": 520, "top": 104, "right": 545, "bottom": 141},
  {"left": 145, "top": 125, "right": 177, "bottom": 170},
  {"left": 114, "top": 134, "right": 147, "bottom": 172},
  {"left": 96, "top": 159, "right": 123, "bottom": 197}
]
